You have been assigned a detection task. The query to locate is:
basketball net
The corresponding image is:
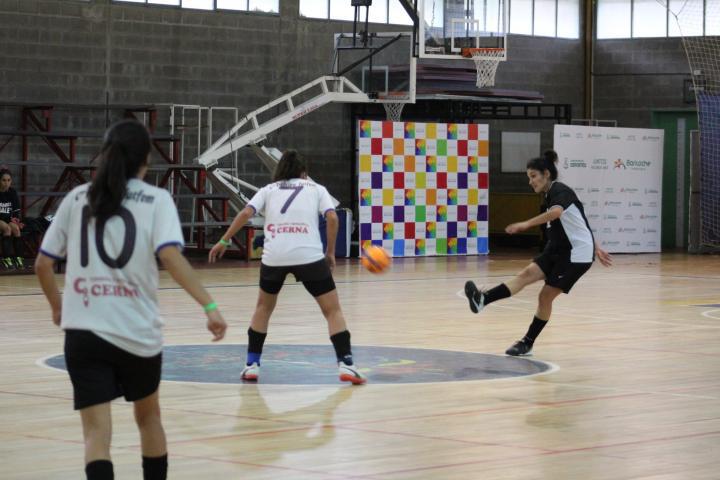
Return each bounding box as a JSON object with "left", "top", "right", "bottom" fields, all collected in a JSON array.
[
  {"left": 382, "top": 102, "right": 405, "bottom": 121},
  {"left": 465, "top": 48, "right": 505, "bottom": 88}
]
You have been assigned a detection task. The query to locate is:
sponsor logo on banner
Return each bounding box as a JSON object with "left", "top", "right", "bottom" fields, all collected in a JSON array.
[
  {"left": 587, "top": 133, "right": 602, "bottom": 139},
  {"left": 604, "top": 214, "right": 618, "bottom": 220},
  {"left": 590, "top": 201, "right": 599, "bottom": 207},
  {"left": 640, "top": 214, "right": 658, "bottom": 220},
  {"left": 623, "top": 215, "right": 634, "bottom": 221},
  {"left": 592, "top": 158, "right": 608, "bottom": 170},
  {"left": 648, "top": 201, "right": 658, "bottom": 208},
  {"left": 564, "top": 158, "right": 587, "bottom": 168},
  {"left": 626, "top": 241, "right": 642, "bottom": 247},
  {"left": 627, "top": 135, "right": 637, "bottom": 141},
  {"left": 626, "top": 159, "right": 652, "bottom": 170},
  {"left": 645, "top": 188, "right": 659, "bottom": 194},
  {"left": 605, "top": 201, "right": 623, "bottom": 207},
  {"left": 628, "top": 201, "right": 643, "bottom": 207},
  {"left": 560, "top": 132, "right": 571, "bottom": 138},
  {"left": 621, "top": 187, "right": 638, "bottom": 193},
  {"left": 574, "top": 187, "right": 585, "bottom": 194},
  {"left": 588, "top": 213, "right": 600, "bottom": 220},
  {"left": 603, "top": 240, "right": 621, "bottom": 246},
  {"left": 643, "top": 228, "right": 658, "bottom": 233},
  {"left": 606, "top": 134, "right": 621, "bottom": 140},
  {"left": 614, "top": 159, "right": 626, "bottom": 169},
  {"left": 602, "top": 227, "right": 612, "bottom": 234},
  {"left": 589, "top": 187, "right": 600, "bottom": 193},
  {"left": 605, "top": 187, "right": 614, "bottom": 194},
  {"left": 642, "top": 135, "right": 661, "bottom": 142},
  {"left": 647, "top": 241, "right": 658, "bottom": 247},
  {"left": 618, "top": 227, "right": 637, "bottom": 233}
]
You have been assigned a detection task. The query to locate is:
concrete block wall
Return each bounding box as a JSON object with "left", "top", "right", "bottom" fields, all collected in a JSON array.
[
  {"left": 593, "top": 38, "right": 692, "bottom": 127},
  {"left": 0, "top": 0, "right": 584, "bottom": 209}
]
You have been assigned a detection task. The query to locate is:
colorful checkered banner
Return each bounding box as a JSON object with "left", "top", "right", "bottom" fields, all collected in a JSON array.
[{"left": 358, "top": 120, "right": 490, "bottom": 257}]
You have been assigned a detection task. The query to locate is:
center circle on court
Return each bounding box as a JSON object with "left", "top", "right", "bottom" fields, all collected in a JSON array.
[{"left": 44, "top": 344, "right": 553, "bottom": 385}]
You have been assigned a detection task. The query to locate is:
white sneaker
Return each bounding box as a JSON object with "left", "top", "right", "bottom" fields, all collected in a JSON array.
[
  {"left": 338, "top": 362, "right": 367, "bottom": 385},
  {"left": 241, "top": 362, "right": 259, "bottom": 381}
]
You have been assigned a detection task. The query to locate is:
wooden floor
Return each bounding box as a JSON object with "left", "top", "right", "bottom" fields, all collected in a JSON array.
[{"left": 1, "top": 250, "right": 719, "bottom": 479}]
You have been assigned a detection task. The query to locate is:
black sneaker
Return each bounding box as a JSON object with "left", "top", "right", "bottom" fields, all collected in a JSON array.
[
  {"left": 14, "top": 257, "right": 25, "bottom": 269},
  {"left": 1, "top": 257, "right": 14, "bottom": 270},
  {"left": 506, "top": 339, "right": 533, "bottom": 356},
  {"left": 464, "top": 281, "right": 485, "bottom": 314}
]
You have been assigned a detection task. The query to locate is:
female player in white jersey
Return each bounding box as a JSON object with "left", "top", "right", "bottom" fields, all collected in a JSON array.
[
  {"left": 209, "top": 149, "right": 366, "bottom": 384},
  {"left": 464, "top": 150, "right": 612, "bottom": 356},
  {"left": 35, "top": 120, "right": 227, "bottom": 480}
]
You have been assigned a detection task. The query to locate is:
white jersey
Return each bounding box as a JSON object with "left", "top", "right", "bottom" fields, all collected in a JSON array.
[
  {"left": 40, "top": 179, "right": 184, "bottom": 357},
  {"left": 248, "top": 178, "right": 335, "bottom": 266}
]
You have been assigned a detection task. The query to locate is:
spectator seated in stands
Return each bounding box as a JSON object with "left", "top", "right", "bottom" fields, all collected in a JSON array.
[{"left": 0, "top": 168, "right": 25, "bottom": 270}]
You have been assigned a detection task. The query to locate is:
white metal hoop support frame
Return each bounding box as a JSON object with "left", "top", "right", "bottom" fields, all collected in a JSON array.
[{"left": 463, "top": 48, "right": 506, "bottom": 88}]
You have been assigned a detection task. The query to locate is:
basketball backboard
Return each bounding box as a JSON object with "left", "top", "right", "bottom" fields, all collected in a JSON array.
[
  {"left": 419, "top": 0, "right": 508, "bottom": 60},
  {"left": 332, "top": 31, "right": 416, "bottom": 104}
]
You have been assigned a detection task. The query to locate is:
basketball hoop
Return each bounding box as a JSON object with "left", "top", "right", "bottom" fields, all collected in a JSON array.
[
  {"left": 382, "top": 102, "right": 405, "bottom": 121},
  {"left": 461, "top": 47, "right": 505, "bottom": 88},
  {"left": 378, "top": 92, "right": 409, "bottom": 121}
]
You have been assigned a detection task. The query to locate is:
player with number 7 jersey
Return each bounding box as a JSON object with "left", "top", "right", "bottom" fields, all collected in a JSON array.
[{"left": 209, "top": 149, "right": 366, "bottom": 385}]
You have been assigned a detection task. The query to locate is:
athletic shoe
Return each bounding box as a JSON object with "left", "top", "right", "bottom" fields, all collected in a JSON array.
[
  {"left": 338, "top": 362, "right": 366, "bottom": 385},
  {"left": 505, "top": 339, "right": 533, "bottom": 356},
  {"left": 464, "top": 281, "right": 485, "bottom": 314},
  {"left": 241, "top": 362, "right": 259, "bottom": 381},
  {"left": 14, "top": 257, "right": 24, "bottom": 269},
  {"left": 2, "top": 257, "right": 15, "bottom": 270}
]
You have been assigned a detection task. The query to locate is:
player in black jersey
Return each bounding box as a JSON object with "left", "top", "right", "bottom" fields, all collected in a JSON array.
[{"left": 464, "top": 150, "right": 612, "bottom": 356}]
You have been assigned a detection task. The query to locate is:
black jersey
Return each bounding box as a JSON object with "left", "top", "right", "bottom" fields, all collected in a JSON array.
[
  {"left": 543, "top": 181, "right": 594, "bottom": 262},
  {"left": 0, "top": 188, "right": 20, "bottom": 223}
]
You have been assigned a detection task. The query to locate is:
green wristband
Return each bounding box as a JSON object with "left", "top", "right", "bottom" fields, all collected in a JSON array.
[
  {"left": 218, "top": 238, "right": 231, "bottom": 246},
  {"left": 203, "top": 302, "right": 218, "bottom": 312}
]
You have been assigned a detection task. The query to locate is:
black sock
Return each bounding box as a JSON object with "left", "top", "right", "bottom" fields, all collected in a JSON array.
[
  {"left": 483, "top": 283, "right": 511, "bottom": 305},
  {"left": 330, "top": 330, "right": 352, "bottom": 364},
  {"left": 246, "top": 327, "right": 267, "bottom": 365},
  {"left": 13, "top": 236, "right": 23, "bottom": 258},
  {"left": 1, "top": 236, "right": 11, "bottom": 257},
  {"left": 523, "top": 316, "right": 548, "bottom": 345},
  {"left": 142, "top": 454, "right": 168, "bottom": 480},
  {"left": 85, "top": 459, "right": 114, "bottom": 480}
]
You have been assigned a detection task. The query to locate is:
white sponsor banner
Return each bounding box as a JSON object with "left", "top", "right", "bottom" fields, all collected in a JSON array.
[{"left": 554, "top": 125, "right": 663, "bottom": 253}]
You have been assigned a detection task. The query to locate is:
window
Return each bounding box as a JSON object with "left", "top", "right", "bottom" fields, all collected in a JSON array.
[
  {"left": 300, "top": 0, "right": 328, "bottom": 19},
  {"left": 113, "top": 0, "right": 278, "bottom": 13},
  {"left": 599, "top": 0, "right": 716, "bottom": 38},
  {"left": 533, "top": 0, "right": 557, "bottom": 37},
  {"left": 597, "top": 0, "right": 631, "bottom": 38},
  {"left": 557, "top": 0, "right": 579, "bottom": 38},
  {"left": 510, "top": 0, "right": 532, "bottom": 34},
  {"left": 633, "top": 0, "right": 667, "bottom": 37}
]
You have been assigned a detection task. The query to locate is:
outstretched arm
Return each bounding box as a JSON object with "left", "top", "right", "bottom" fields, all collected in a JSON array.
[
  {"left": 208, "top": 205, "right": 255, "bottom": 263},
  {"left": 505, "top": 206, "right": 562, "bottom": 235}
]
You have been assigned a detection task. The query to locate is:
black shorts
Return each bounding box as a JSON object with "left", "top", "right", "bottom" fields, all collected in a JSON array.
[
  {"left": 533, "top": 251, "right": 592, "bottom": 294},
  {"left": 64, "top": 329, "right": 162, "bottom": 410},
  {"left": 260, "top": 258, "right": 336, "bottom": 297}
]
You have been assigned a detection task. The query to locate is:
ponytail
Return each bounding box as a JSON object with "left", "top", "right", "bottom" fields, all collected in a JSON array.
[
  {"left": 272, "top": 149, "right": 307, "bottom": 181},
  {"left": 526, "top": 149, "right": 559, "bottom": 180},
  {"left": 88, "top": 120, "right": 150, "bottom": 220}
]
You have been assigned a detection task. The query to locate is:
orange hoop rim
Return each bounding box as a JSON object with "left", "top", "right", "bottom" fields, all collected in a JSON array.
[{"left": 461, "top": 47, "right": 506, "bottom": 58}]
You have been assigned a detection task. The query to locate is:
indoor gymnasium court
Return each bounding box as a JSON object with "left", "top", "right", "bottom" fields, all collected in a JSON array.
[{"left": 0, "top": 1, "right": 719, "bottom": 479}]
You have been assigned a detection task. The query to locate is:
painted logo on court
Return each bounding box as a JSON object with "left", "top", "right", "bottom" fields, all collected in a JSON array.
[{"left": 44, "top": 344, "right": 554, "bottom": 385}]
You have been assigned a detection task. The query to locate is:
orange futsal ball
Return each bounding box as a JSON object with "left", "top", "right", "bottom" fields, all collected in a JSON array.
[{"left": 361, "top": 246, "right": 392, "bottom": 273}]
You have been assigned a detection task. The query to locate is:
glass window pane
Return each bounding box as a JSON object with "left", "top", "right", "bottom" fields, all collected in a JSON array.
[
  {"left": 217, "top": 0, "right": 246, "bottom": 10},
  {"left": 300, "top": 0, "right": 328, "bottom": 18},
  {"left": 149, "top": 0, "right": 179, "bottom": 5},
  {"left": 389, "top": 0, "right": 414, "bottom": 25},
  {"left": 330, "top": 0, "right": 356, "bottom": 20},
  {"left": 632, "top": 0, "right": 667, "bottom": 37},
  {"left": 182, "top": 0, "right": 212, "bottom": 8},
  {"left": 534, "top": 0, "right": 556, "bottom": 36},
  {"left": 706, "top": 0, "right": 720, "bottom": 35},
  {"left": 510, "top": 0, "right": 532, "bottom": 34},
  {"left": 369, "top": 0, "right": 388, "bottom": 23},
  {"left": 249, "top": 0, "right": 278, "bottom": 13},
  {"left": 476, "top": 0, "right": 505, "bottom": 33},
  {"left": 668, "top": 0, "right": 703, "bottom": 36},
  {"left": 597, "top": 0, "right": 631, "bottom": 38},
  {"left": 557, "top": 0, "right": 579, "bottom": 37}
]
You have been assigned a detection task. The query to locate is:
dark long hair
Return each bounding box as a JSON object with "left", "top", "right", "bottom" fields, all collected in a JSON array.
[
  {"left": 272, "top": 149, "right": 307, "bottom": 181},
  {"left": 526, "top": 149, "right": 559, "bottom": 180},
  {"left": 88, "top": 120, "right": 150, "bottom": 219}
]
